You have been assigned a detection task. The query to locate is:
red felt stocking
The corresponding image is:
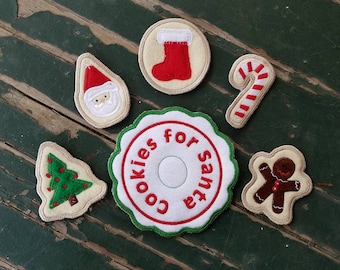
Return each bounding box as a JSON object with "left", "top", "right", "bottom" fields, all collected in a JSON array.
[
  {"left": 152, "top": 42, "right": 191, "bottom": 81},
  {"left": 152, "top": 29, "right": 193, "bottom": 81}
]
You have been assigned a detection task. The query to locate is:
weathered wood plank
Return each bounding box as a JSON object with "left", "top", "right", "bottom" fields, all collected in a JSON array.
[
  {"left": 1, "top": 20, "right": 339, "bottom": 176},
  {"left": 48, "top": 0, "right": 339, "bottom": 97},
  {"left": 1, "top": 0, "right": 338, "bottom": 236},
  {"left": 93, "top": 201, "right": 340, "bottom": 269},
  {"left": 16, "top": 0, "right": 139, "bottom": 54},
  {"left": 155, "top": 0, "right": 340, "bottom": 93},
  {"left": 5, "top": 2, "right": 337, "bottom": 181},
  {"left": 0, "top": 204, "right": 121, "bottom": 270},
  {"left": 0, "top": 128, "right": 187, "bottom": 270},
  {"left": 0, "top": 83, "right": 241, "bottom": 269},
  {"left": 1, "top": 0, "right": 339, "bottom": 269},
  {"left": 2, "top": 13, "right": 339, "bottom": 198},
  {"left": 1, "top": 79, "right": 339, "bottom": 268}
]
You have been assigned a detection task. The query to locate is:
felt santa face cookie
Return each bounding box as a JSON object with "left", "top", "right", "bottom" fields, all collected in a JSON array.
[
  {"left": 36, "top": 141, "right": 107, "bottom": 222},
  {"left": 74, "top": 53, "right": 130, "bottom": 128},
  {"left": 108, "top": 107, "right": 238, "bottom": 236},
  {"left": 241, "top": 145, "right": 313, "bottom": 225},
  {"left": 138, "top": 18, "right": 211, "bottom": 95}
]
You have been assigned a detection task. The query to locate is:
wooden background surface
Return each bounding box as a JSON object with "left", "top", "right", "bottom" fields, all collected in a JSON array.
[{"left": 0, "top": 0, "right": 339, "bottom": 269}]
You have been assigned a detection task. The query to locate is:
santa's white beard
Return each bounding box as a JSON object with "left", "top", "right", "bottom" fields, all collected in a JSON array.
[{"left": 84, "top": 81, "right": 121, "bottom": 117}]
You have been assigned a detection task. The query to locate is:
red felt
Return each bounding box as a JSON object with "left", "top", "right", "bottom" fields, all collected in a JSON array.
[
  {"left": 240, "top": 104, "right": 249, "bottom": 111},
  {"left": 152, "top": 42, "right": 192, "bottom": 81},
  {"left": 246, "top": 94, "right": 257, "bottom": 100},
  {"left": 253, "top": 84, "right": 264, "bottom": 90},
  {"left": 247, "top": 61, "right": 253, "bottom": 72},
  {"left": 258, "top": 73, "right": 268, "bottom": 79},
  {"left": 255, "top": 63, "right": 264, "bottom": 73},
  {"left": 84, "top": 65, "right": 110, "bottom": 92},
  {"left": 238, "top": 68, "right": 246, "bottom": 79},
  {"left": 235, "top": 111, "right": 245, "bottom": 117}
]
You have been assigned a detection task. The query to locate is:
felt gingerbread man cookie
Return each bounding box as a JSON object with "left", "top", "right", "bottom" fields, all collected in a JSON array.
[
  {"left": 36, "top": 141, "right": 107, "bottom": 222},
  {"left": 241, "top": 145, "right": 313, "bottom": 225}
]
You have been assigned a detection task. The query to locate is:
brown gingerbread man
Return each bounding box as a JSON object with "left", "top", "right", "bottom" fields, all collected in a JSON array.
[{"left": 253, "top": 158, "right": 300, "bottom": 214}]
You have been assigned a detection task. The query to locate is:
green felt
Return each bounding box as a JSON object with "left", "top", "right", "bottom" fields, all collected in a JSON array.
[{"left": 46, "top": 153, "right": 93, "bottom": 209}]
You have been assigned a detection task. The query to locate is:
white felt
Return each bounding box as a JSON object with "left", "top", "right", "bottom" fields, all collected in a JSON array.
[
  {"left": 157, "top": 29, "right": 193, "bottom": 45},
  {"left": 83, "top": 81, "right": 120, "bottom": 117}
]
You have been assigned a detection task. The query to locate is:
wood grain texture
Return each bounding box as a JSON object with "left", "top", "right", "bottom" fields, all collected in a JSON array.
[{"left": 0, "top": 0, "right": 339, "bottom": 269}]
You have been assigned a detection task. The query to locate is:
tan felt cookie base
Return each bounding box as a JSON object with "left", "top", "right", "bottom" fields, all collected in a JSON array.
[{"left": 138, "top": 18, "right": 210, "bottom": 95}]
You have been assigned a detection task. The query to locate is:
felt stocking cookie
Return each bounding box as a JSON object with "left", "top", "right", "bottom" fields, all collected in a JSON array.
[
  {"left": 139, "top": 18, "right": 210, "bottom": 95},
  {"left": 74, "top": 53, "right": 130, "bottom": 128},
  {"left": 241, "top": 145, "right": 313, "bottom": 225},
  {"left": 36, "top": 142, "right": 107, "bottom": 221},
  {"left": 108, "top": 107, "right": 238, "bottom": 236},
  {"left": 152, "top": 29, "right": 192, "bottom": 81}
]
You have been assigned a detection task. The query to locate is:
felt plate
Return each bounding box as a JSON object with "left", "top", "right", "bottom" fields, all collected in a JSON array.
[{"left": 108, "top": 107, "right": 238, "bottom": 236}]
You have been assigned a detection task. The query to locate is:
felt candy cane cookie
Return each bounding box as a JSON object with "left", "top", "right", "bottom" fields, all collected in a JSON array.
[{"left": 226, "top": 54, "right": 275, "bottom": 128}]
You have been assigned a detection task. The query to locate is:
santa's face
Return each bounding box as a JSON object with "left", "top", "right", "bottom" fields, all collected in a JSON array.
[{"left": 84, "top": 81, "right": 121, "bottom": 117}]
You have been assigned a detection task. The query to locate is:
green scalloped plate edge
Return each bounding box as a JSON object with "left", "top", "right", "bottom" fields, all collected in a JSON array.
[{"left": 107, "top": 106, "right": 239, "bottom": 237}]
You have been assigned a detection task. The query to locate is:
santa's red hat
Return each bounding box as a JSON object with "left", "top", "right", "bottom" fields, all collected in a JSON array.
[{"left": 84, "top": 65, "right": 110, "bottom": 92}]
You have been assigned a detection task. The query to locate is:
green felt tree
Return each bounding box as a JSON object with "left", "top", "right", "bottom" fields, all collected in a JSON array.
[{"left": 45, "top": 153, "right": 93, "bottom": 209}]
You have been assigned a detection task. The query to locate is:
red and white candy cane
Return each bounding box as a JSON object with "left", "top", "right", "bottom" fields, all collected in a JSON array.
[{"left": 225, "top": 54, "right": 275, "bottom": 128}]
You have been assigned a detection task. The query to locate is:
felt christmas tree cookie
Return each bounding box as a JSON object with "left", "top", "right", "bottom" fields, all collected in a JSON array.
[
  {"left": 241, "top": 145, "right": 313, "bottom": 225},
  {"left": 108, "top": 107, "right": 238, "bottom": 237},
  {"left": 36, "top": 141, "right": 107, "bottom": 222},
  {"left": 74, "top": 52, "right": 130, "bottom": 128},
  {"left": 226, "top": 54, "right": 275, "bottom": 128},
  {"left": 138, "top": 18, "right": 211, "bottom": 95}
]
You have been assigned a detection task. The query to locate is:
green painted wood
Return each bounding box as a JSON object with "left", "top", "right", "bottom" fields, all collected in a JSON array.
[
  {"left": 1, "top": 28, "right": 339, "bottom": 175},
  {"left": 160, "top": 0, "right": 340, "bottom": 92},
  {"left": 0, "top": 139, "right": 183, "bottom": 269},
  {"left": 2, "top": 20, "right": 339, "bottom": 193},
  {"left": 92, "top": 201, "right": 340, "bottom": 270},
  {"left": 0, "top": 0, "right": 16, "bottom": 23},
  {"left": 53, "top": 0, "right": 161, "bottom": 45},
  {"left": 0, "top": 109, "right": 238, "bottom": 269},
  {"left": 1, "top": 0, "right": 339, "bottom": 269},
  {"left": 1, "top": 85, "right": 339, "bottom": 269},
  {"left": 0, "top": 205, "right": 115, "bottom": 270}
]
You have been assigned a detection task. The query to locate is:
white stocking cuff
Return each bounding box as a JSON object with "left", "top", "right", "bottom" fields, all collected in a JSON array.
[{"left": 157, "top": 29, "right": 193, "bottom": 45}]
